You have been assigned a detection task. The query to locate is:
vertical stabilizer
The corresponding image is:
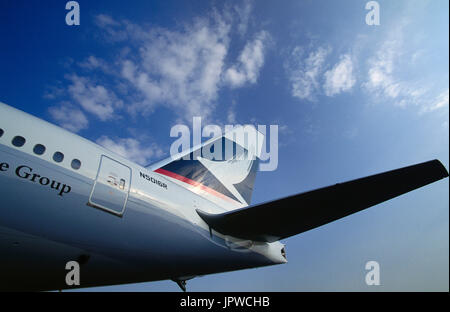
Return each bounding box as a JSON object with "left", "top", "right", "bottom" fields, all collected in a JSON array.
[{"left": 150, "top": 126, "right": 264, "bottom": 210}]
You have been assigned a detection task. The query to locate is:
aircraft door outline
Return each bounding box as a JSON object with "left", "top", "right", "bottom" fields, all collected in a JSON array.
[{"left": 88, "top": 155, "right": 132, "bottom": 216}]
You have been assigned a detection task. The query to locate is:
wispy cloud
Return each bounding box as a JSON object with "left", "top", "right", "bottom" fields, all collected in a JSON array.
[
  {"left": 362, "top": 26, "right": 448, "bottom": 115},
  {"left": 48, "top": 103, "right": 89, "bottom": 132},
  {"left": 285, "top": 46, "right": 330, "bottom": 100},
  {"left": 364, "top": 39, "right": 403, "bottom": 99},
  {"left": 46, "top": 4, "right": 269, "bottom": 126},
  {"left": 324, "top": 54, "right": 356, "bottom": 96},
  {"left": 226, "top": 100, "right": 237, "bottom": 124},
  {"left": 234, "top": 0, "right": 253, "bottom": 37},
  {"left": 78, "top": 55, "right": 111, "bottom": 73},
  {"left": 43, "top": 85, "right": 65, "bottom": 100},
  {"left": 420, "top": 88, "right": 449, "bottom": 113},
  {"left": 118, "top": 15, "right": 230, "bottom": 120},
  {"left": 223, "top": 31, "right": 269, "bottom": 88},
  {"left": 67, "top": 74, "right": 123, "bottom": 121},
  {"left": 94, "top": 14, "right": 129, "bottom": 42},
  {"left": 96, "top": 136, "right": 165, "bottom": 166}
]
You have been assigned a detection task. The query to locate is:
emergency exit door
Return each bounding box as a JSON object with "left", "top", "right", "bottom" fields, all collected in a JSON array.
[{"left": 88, "top": 155, "right": 132, "bottom": 216}]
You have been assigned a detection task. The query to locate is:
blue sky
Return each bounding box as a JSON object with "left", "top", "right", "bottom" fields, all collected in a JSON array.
[{"left": 1, "top": 0, "right": 448, "bottom": 291}]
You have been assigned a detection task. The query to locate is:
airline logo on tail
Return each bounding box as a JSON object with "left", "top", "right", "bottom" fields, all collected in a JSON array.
[{"left": 154, "top": 126, "right": 263, "bottom": 207}]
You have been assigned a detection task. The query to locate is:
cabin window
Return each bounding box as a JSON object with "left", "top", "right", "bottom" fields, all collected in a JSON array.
[
  {"left": 0, "top": 128, "right": 3, "bottom": 137},
  {"left": 53, "top": 151, "right": 64, "bottom": 163},
  {"left": 12, "top": 136, "right": 26, "bottom": 147},
  {"left": 33, "top": 144, "right": 46, "bottom": 155},
  {"left": 71, "top": 159, "right": 81, "bottom": 170}
]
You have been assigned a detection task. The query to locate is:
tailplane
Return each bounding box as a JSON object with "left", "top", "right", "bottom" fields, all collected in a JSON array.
[{"left": 197, "top": 159, "right": 449, "bottom": 242}]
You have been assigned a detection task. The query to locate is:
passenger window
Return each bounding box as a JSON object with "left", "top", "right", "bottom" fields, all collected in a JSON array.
[
  {"left": 12, "top": 136, "right": 26, "bottom": 147},
  {"left": 33, "top": 144, "right": 46, "bottom": 155},
  {"left": 0, "top": 128, "right": 3, "bottom": 137},
  {"left": 119, "top": 179, "right": 125, "bottom": 190},
  {"left": 53, "top": 151, "right": 64, "bottom": 163},
  {"left": 71, "top": 159, "right": 81, "bottom": 170}
]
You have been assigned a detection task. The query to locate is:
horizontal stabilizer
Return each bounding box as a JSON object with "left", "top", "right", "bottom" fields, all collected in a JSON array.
[{"left": 197, "top": 159, "right": 449, "bottom": 242}]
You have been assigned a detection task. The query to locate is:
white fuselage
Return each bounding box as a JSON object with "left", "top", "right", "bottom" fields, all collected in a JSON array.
[{"left": 0, "top": 102, "right": 285, "bottom": 291}]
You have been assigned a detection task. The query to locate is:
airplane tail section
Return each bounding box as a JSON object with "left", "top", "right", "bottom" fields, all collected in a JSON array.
[
  {"left": 197, "top": 159, "right": 449, "bottom": 242},
  {"left": 149, "top": 126, "right": 264, "bottom": 210}
]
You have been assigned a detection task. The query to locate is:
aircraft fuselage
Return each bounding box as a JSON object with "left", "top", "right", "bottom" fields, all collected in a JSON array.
[{"left": 0, "top": 103, "right": 285, "bottom": 291}]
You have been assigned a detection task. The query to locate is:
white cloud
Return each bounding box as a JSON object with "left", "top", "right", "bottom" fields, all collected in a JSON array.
[
  {"left": 95, "top": 14, "right": 120, "bottom": 28},
  {"left": 364, "top": 38, "right": 405, "bottom": 100},
  {"left": 421, "top": 88, "right": 449, "bottom": 113},
  {"left": 118, "top": 15, "right": 231, "bottom": 120},
  {"left": 94, "top": 14, "right": 129, "bottom": 42},
  {"left": 227, "top": 100, "right": 237, "bottom": 124},
  {"left": 78, "top": 56, "right": 111, "bottom": 73},
  {"left": 324, "top": 54, "right": 356, "bottom": 96},
  {"left": 432, "top": 89, "right": 450, "bottom": 110},
  {"left": 363, "top": 32, "right": 448, "bottom": 114},
  {"left": 286, "top": 46, "right": 330, "bottom": 100},
  {"left": 43, "top": 85, "right": 65, "bottom": 100},
  {"left": 223, "top": 31, "right": 269, "bottom": 88},
  {"left": 48, "top": 8, "right": 270, "bottom": 128},
  {"left": 96, "top": 136, "right": 165, "bottom": 166},
  {"left": 48, "top": 104, "right": 89, "bottom": 133},
  {"left": 67, "top": 75, "right": 122, "bottom": 121},
  {"left": 111, "top": 13, "right": 270, "bottom": 121},
  {"left": 235, "top": 0, "right": 253, "bottom": 36}
]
